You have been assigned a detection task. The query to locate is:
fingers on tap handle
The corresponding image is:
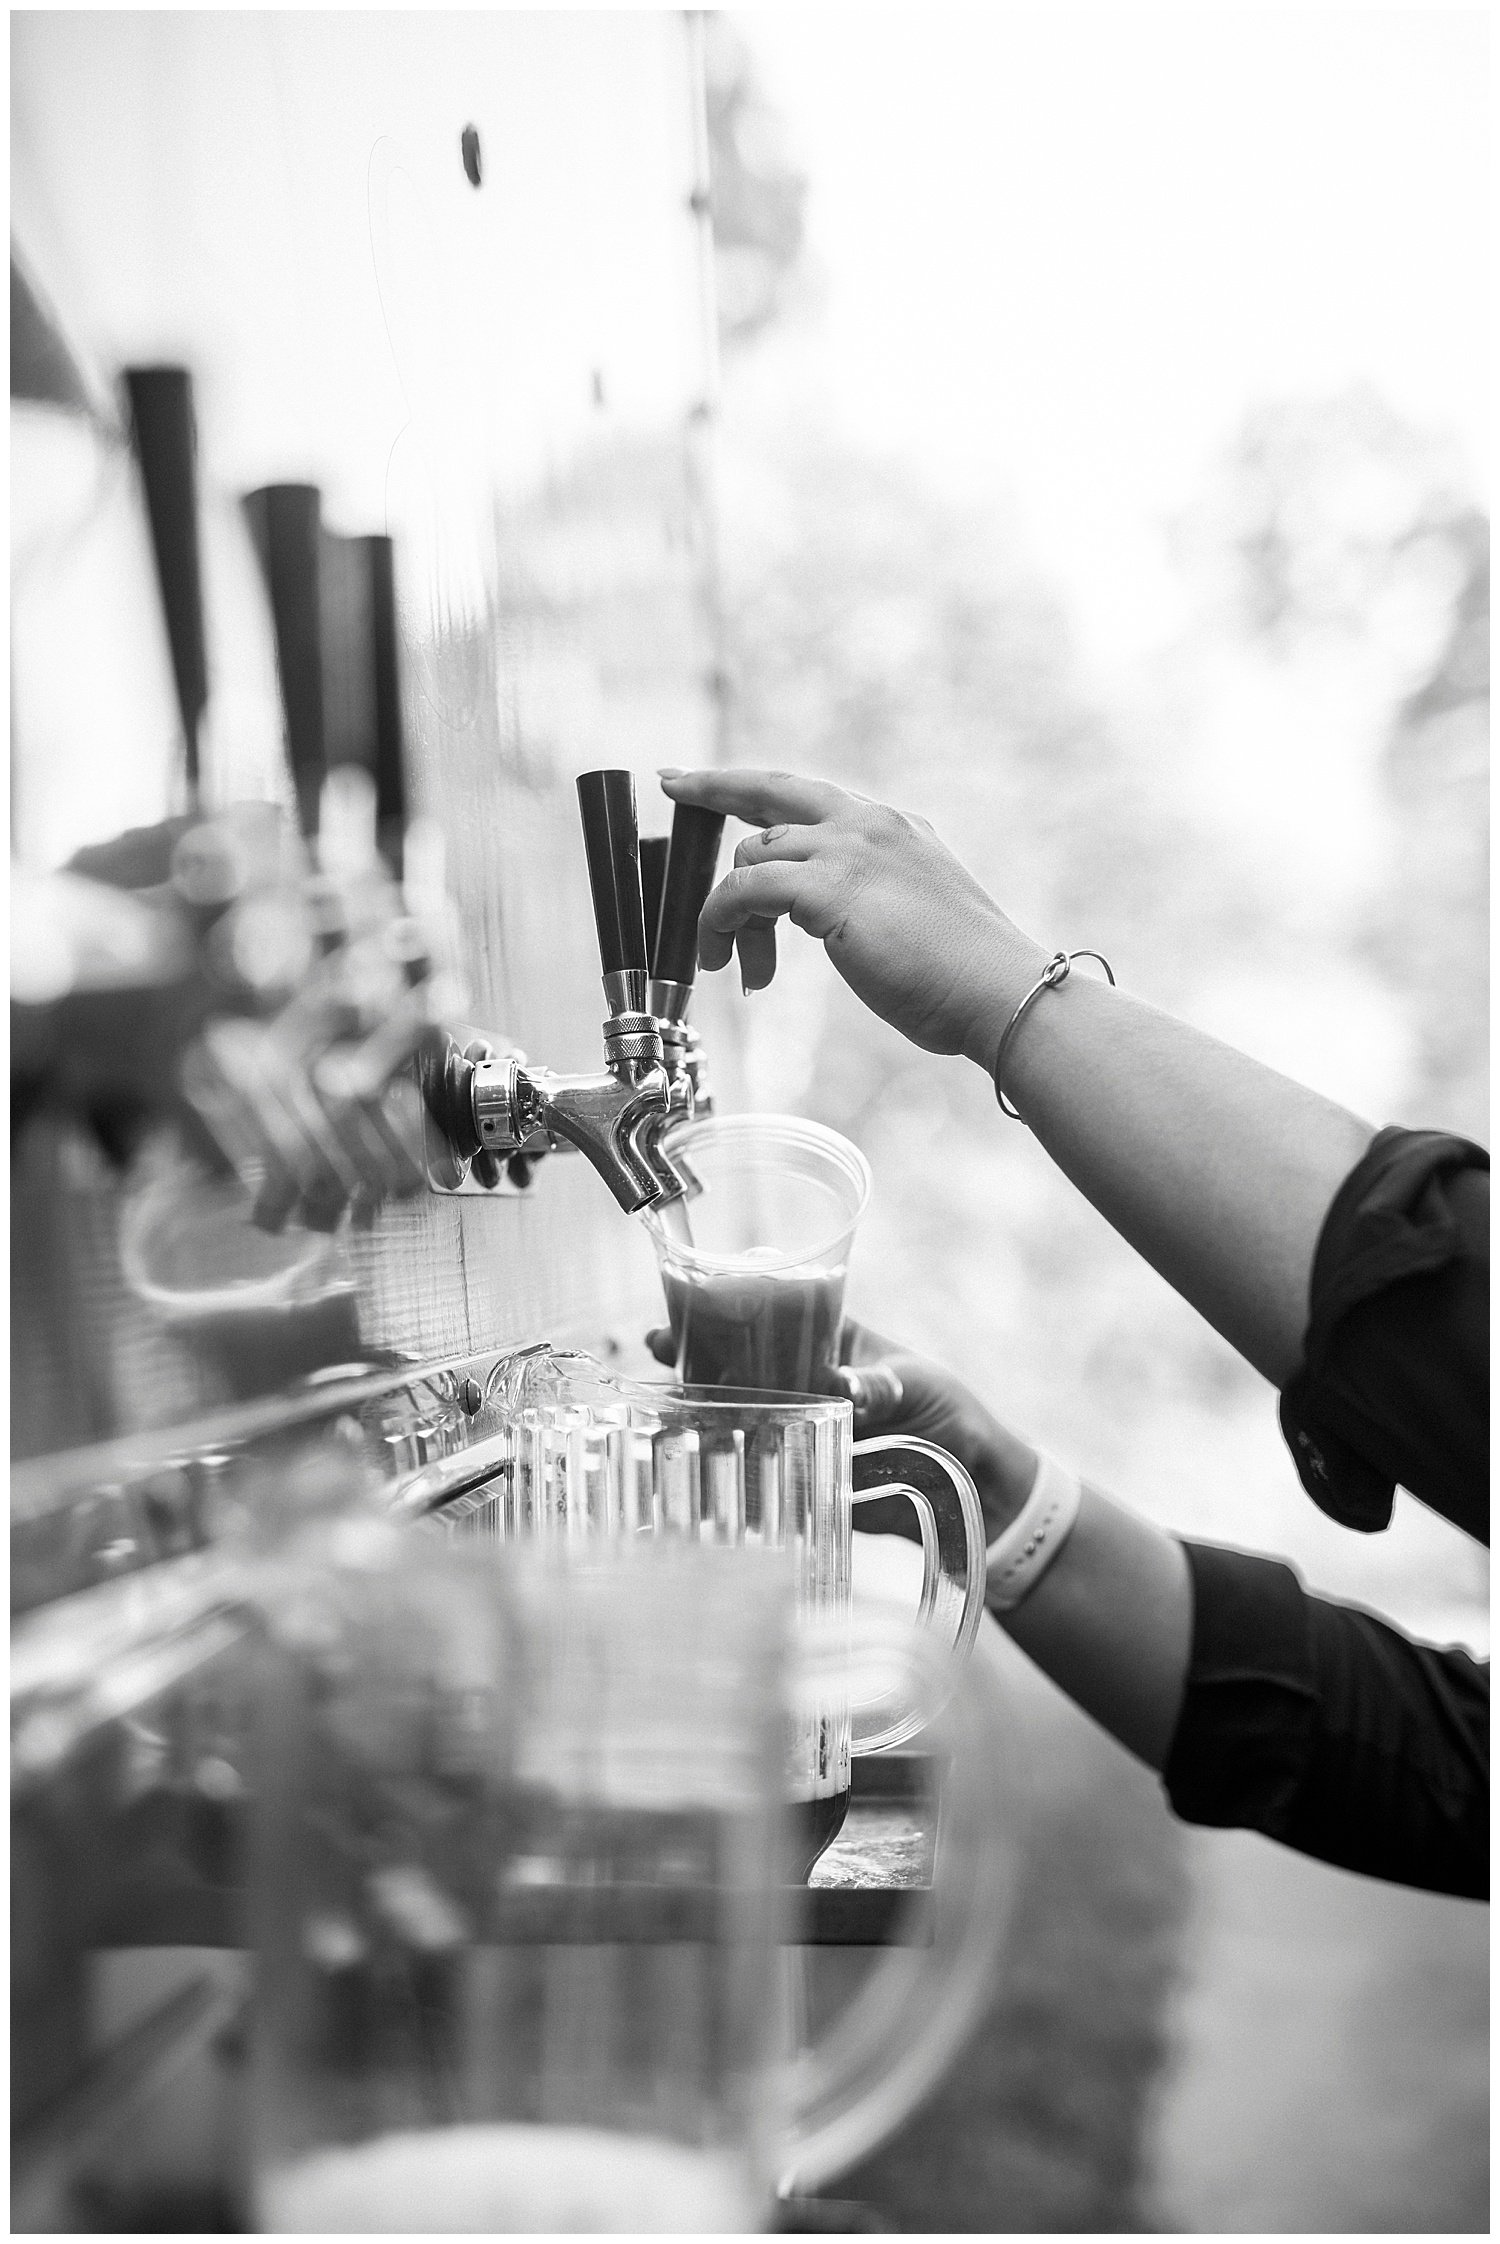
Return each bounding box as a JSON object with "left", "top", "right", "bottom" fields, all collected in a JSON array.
[
  {"left": 575, "top": 770, "right": 648, "bottom": 976},
  {"left": 655, "top": 802, "right": 726, "bottom": 987}
]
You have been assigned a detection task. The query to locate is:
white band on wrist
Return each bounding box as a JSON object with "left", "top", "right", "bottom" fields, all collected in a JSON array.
[{"left": 985, "top": 1452, "right": 1084, "bottom": 1612}]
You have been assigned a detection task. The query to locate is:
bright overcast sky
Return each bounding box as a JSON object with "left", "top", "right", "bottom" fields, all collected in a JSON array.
[{"left": 736, "top": 8, "right": 1490, "bottom": 670}]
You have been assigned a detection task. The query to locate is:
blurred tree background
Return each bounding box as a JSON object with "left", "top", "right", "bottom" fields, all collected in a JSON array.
[
  {"left": 700, "top": 10, "right": 1487, "bottom": 1522},
  {"left": 1183, "top": 386, "right": 1488, "bottom": 1140},
  {"left": 700, "top": 15, "right": 1488, "bottom": 2234}
]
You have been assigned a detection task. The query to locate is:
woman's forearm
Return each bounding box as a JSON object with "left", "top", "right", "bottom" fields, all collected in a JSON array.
[
  {"left": 996, "top": 1486, "right": 1193, "bottom": 1771},
  {"left": 659, "top": 766, "right": 1377, "bottom": 1389},
  {"left": 964, "top": 953, "right": 1376, "bottom": 1387}
]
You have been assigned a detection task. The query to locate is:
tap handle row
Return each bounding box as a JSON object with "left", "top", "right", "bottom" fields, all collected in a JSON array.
[
  {"left": 121, "top": 369, "right": 409, "bottom": 875},
  {"left": 241, "top": 492, "right": 410, "bottom": 875},
  {"left": 575, "top": 769, "right": 649, "bottom": 978},
  {"left": 653, "top": 802, "right": 725, "bottom": 987}
]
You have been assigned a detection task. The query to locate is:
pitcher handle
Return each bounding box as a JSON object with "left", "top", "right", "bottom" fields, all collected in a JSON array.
[
  {"left": 779, "top": 1616, "right": 1023, "bottom": 2196},
  {"left": 849, "top": 1436, "right": 987, "bottom": 1754}
]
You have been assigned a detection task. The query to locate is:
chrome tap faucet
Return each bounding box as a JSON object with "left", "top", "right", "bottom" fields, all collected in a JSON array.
[
  {"left": 424, "top": 772, "right": 686, "bottom": 1214},
  {"left": 466, "top": 1045, "right": 669, "bottom": 1214},
  {"left": 603, "top": 967, "right": 697, "bottom": 1208},
  {"left": 572, "top": 771, "right": 685, "bottom": 1208},
  {"left": 682, "top": 1024, "right": 715, "bottom": 1118}
]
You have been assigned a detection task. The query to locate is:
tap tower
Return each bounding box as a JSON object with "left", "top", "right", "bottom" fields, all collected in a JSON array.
[{"left": 426, "top": 770, "right": 723, "bottom": 1214}]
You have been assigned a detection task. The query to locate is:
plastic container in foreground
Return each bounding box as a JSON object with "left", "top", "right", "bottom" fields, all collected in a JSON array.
[{"left": 246, "top": 1532, "right": 1021, "bottom": 2227}]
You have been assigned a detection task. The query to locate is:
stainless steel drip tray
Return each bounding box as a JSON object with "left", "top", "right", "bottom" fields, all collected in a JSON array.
[
  {"left": 10, "top": 1343, "right": 523, "bottom": 1618},
  {"left": 86, "top": 1755, "right": 939, "bottom": 1953},
  {"left": 808, "top": 1754, "right": 940, "bottom": 1943}
]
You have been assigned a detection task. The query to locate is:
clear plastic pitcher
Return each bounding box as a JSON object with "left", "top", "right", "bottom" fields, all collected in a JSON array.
[
  {"left": 443, "top": 1352, "right": 987, "bottom": 1876},
  {"left": 643, "top": 1114, "right": 871, "bottom": 1393},
  {"left": 246, "top": 1527, "right": 1019, "bottom": 2230}
]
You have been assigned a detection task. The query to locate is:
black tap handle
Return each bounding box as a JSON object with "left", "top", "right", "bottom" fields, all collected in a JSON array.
[
  {"left": 314, "top": 531, "right": 405, "bottom": 874},
  {"left": 362, "top": 534, "right": 407, "bottom": 875},
  {"left": 316, "top": 529, "right": 368, "bottom": 772},
  {"left": 654, "top": 803, "right": 725, "bottom": 985},
  {"left": 576, "top": 770, "right": 648, "bottom": 977},
  {"left": 639, "top": 836, "right": 668, "bottom": 971},
  {"left": 242, "top": 484, "right": 326, "bottom": 840},
  {"left": 123, "top": 367, "right": 207, "bottom": 802}
]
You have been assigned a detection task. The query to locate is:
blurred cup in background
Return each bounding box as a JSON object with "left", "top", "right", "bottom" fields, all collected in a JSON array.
[{"left": 121, "top": 1142, "right": 362, "bottom": 1400}]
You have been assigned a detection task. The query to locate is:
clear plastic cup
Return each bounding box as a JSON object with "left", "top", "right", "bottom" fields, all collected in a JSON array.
[{"left": 643, "top": 1114, "right": 873, "bottom": 1395}]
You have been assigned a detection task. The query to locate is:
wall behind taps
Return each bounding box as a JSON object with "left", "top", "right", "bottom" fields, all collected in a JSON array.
[{"left": 10, "top": 11, "right": 736, "bottom": 1457}]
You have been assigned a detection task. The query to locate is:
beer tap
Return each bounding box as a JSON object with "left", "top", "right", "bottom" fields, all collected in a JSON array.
[
  {"left": 647, "top": 799, "right": 724, "bottom": 1124},
  {"left": 425, "top": 771, "right": 685, "bottom": 1215},
  {"left": 621, "top": 799, "right": 724, "bottom": 1201}
]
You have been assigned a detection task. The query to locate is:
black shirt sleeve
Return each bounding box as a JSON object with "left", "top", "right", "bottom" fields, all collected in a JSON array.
[
  {"left": 1163, "top": 1539, "right": 1488, "bottom": 1900},
  {"left": 1279, "top": 1127, "right": 1488, "bottom": 1543}
]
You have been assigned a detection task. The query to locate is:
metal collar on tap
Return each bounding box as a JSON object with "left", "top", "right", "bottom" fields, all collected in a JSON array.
[
  {"left": 602, "top": 967, "right": 648, "bottom": 1017},
  {"left": 602, "top": 1013, "right": 663, "bottom": 1073},
  {"left": 647, "top": 976, "right": 694, "bottom": 1025}
]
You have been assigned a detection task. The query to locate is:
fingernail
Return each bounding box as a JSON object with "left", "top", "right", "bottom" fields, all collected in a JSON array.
[{"left": 657, "top": 766, "right": 683, "bottom": 780}]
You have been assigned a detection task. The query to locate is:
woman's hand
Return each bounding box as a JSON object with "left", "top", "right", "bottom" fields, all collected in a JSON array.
[
  {"left": 645, "top": 1315, "right": 1038, "bottom": 1546},
  {"left": 657, "top": 767, "right": 1046, "bottom": 1065},
  {"left": 660, "top": 765, "right": 1378, "bottom": 1391},
  {"left": 836, "top": 1317, "right": 1038, "bottom": 1544}
]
